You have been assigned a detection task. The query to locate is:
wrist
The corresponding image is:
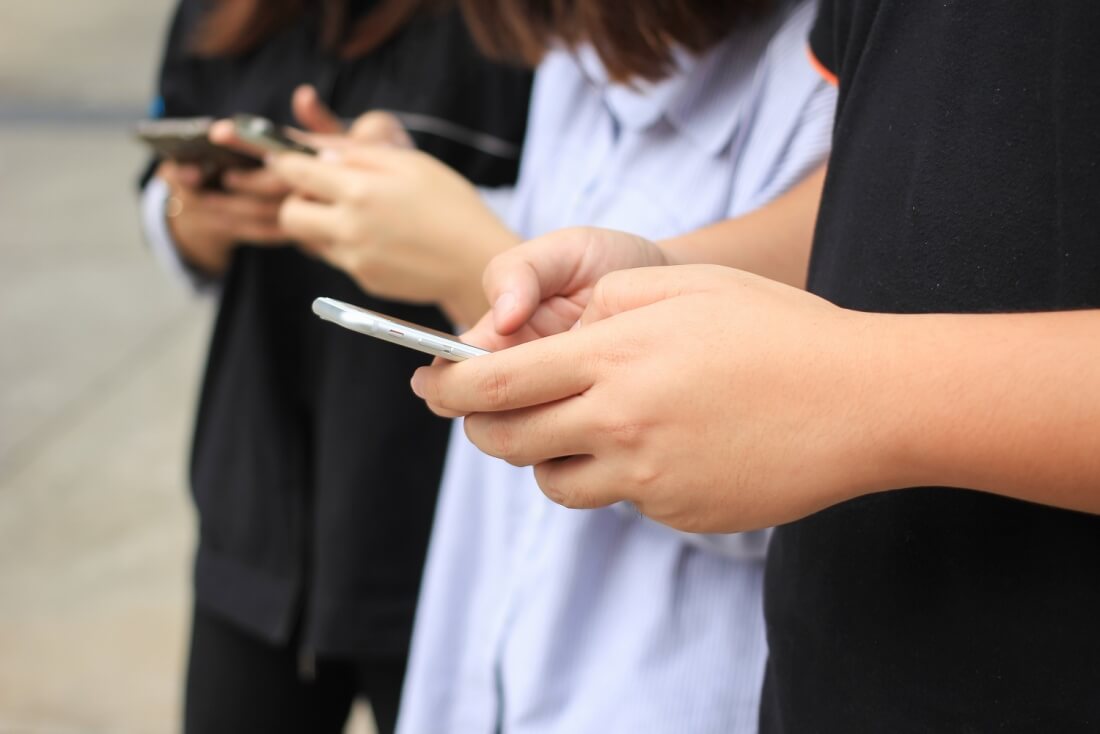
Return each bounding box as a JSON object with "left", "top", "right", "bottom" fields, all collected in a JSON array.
[
  {"left": 172, "top": 221, "right": 233, "bottom": 276},
  {"left": 441, "top": 221, "right": 520, "bottom": 326},
  {"left": 819, "top": 311, "right": 925, "bottom": 503},
  {"left": 841, "top": 312, "right": 972, "bottom": 498},
  {"left": 655, "top": 240, "right": 689, "bottom": 267}
]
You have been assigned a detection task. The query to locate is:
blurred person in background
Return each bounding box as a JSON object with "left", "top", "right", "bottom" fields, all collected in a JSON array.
[
  {"left": 137, "top": 1, "right": 530, "bottom": 731},
  {"left": 256, "top": 0, "right": 835, "bottom": 730}
]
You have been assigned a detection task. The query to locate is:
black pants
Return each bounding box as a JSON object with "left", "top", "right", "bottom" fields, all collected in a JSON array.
[{"left": 184, "top": 605, "right": 406, "bottom": 734}]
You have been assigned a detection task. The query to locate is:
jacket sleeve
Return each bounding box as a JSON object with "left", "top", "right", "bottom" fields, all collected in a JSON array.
[
  {"left": 136, "top": 0, "right": 222, "bottom": 293},
  {"left": 137, "top": 0, "right": 212, "bottom": 190}
]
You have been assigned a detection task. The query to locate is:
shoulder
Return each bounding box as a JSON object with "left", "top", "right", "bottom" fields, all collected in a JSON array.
[
  {"left": 751, "top": 1, "right": 836, "bottom": 129},
  {"left": 524, "top": 49, "right": 603, "bottom": 151},
  {"left": 759, "top": 1, "right": 824, "bottom": 92}
]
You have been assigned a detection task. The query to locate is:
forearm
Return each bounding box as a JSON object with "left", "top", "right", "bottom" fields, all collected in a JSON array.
[
  {"left": 863, "top": 309, "right": 1100, "bottom": 513},
  {"left": 658, "top": 165, "right": 825, "bottom": 288}
]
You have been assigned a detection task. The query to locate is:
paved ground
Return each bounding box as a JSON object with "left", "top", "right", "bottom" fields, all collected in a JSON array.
[{"left": 0, "top": 4, "right": 372, "bottom": 732}]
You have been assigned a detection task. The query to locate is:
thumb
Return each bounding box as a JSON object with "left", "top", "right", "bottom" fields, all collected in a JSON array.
[
  {"left": 482, "top": 228, "right": 599, "bottom": 336},
  {"left": 348, "top": 111, "right": 414, "bottom": 148},
  {"left": 293, "top": 84, "right": 346, "bottom": 134},
  {"left": 455, "top": 310, "right": 526, "bottom": 354},
  {"left": 579, "top": 264, "right": 731, "bottom": 327}
]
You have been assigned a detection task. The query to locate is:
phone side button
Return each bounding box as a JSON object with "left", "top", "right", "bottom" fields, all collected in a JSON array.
[{"left": 418, "top": 336, "right": 453, "bottom": 355}]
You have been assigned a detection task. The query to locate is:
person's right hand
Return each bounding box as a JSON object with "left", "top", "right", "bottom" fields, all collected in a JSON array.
[
  {"left": 460, "top": 227, "right": 673, "bottom": 351},
  {"left": 157, "top": 160, "right": 289, "bottom": 276}
]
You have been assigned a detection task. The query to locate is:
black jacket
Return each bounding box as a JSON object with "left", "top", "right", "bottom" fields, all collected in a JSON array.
[{"left": 147, "top": 0, "right": 531, "bottom": 659}]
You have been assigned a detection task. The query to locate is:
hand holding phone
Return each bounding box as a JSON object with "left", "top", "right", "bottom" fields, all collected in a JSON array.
[
  {"left": 136, "top": 117, "right": 261, "bottom": 186},
  {"left": 139, "top": 117, "right": 296, "bottom": 274},
  {"left": 231, "top": 115, "right": 319, "bottom": 156}
]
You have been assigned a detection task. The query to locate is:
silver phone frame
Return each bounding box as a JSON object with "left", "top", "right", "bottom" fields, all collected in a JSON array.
[{"left": 312, "top": 297, "right": 488, "bottom": 361}]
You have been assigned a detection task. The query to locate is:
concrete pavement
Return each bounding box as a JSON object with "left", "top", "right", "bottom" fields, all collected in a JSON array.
[
  {"left": 0, "top": 1, "right": 201, "bottom": 731},
  {"left": 0, "top": 3, "right": 372, "bottom": 732}
]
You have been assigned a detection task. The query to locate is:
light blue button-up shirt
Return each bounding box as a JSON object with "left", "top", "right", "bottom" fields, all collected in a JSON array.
[{"left": 397, "top": 4, "right": 835, "bottom": 732}]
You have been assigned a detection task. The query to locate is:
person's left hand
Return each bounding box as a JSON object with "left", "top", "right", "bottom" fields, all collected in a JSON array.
[
  {"left": 267, "top": 145, "right": 519, "bottom": 324},
  {"left": 411, "top": 242, "right": 897, "bottom": 533}
]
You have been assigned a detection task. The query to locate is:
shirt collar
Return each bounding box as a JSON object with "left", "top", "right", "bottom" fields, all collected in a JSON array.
[{"left": 575, "top": 15, "right": 779, "bottom": 157}]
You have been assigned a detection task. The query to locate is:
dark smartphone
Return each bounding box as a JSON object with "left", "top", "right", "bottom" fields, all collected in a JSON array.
[
  {"left": 231, "top": 115, "right": 318, "bottom": 155},
  {"left": 135, "top": 117, "right": 260, "bottom": 186}
]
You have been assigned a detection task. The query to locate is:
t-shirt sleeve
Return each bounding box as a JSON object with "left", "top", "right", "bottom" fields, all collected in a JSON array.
[
  {"left": 808, "top": 0, "right": 839, "bottom": 85},
  {"left": 727, "top": 0, "right": 838, "bottom": 215}
]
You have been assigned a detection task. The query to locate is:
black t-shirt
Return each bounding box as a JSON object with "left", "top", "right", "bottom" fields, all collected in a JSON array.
[
  {"left": 149, "top": 1, "right": 531, "bottom": 659},
  {"left": 761, "top": 3, "right": 1100, "bottom": 731}
]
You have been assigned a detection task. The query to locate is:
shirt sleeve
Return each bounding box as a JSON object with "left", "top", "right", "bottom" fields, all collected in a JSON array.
[
  {"left": 745, "top": 79, "right": 836, "bottom": 211},
  {"left": 732, "top": 0, "right": 838, "bottom": 215},
  {"left": 808, "top": 0, "right": 839, "bottom": 83},
  {"left": 141, "top": 176, "right": 220, "bottom": 295}
]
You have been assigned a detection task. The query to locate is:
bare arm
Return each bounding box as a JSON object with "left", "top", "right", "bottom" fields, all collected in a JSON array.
[
  {"left": 414, "top": 238, "right": 1100, "bottom": 533},
  {"left": 659, "top": 164, "right": 826, "bottom": 287},
  {"left": 869, "top": 308, "right": 1100, "bottom": 515}
]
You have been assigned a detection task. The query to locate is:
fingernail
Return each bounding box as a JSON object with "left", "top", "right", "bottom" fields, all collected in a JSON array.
[
  {"left": 410, "top": 371, "right": 424, "bottom": 398},
  {"left": 493, "top": 291, "right": 517, "bottom": 318},
  {"left": 263, "top": 153, "right": 277, "bottom": 167},
  {"left": 320, "top": 148, "right": 343, "bottom": 163}
]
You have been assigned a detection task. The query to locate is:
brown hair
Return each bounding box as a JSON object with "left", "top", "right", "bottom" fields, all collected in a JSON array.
[
  {"left": 459, "top": 0, "right": 773, "bottom": 83},
  {"left": 190, "top": 0, "right": 431, "bottom": 58}
]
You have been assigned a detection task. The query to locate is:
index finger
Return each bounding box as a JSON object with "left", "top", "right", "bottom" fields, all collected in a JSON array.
[
  {"left": 265, "top": 152, "right": 364, "bottom": 202},
  {"left": 410, "top": 328, "right": 598, "bottom": 416},
  {"left": 222, "top": 167, "right": 292, "bottom": 198},
  {"left": 209, "top": 118, "right": 269, "bottom": 158}
]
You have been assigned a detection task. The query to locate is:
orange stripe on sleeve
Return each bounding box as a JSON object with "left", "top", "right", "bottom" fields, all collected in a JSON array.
[{"left": 807, "top": 46, "right": 838, "bottom": 87}]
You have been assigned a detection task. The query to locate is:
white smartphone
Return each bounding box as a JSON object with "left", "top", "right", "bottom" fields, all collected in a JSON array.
[{"left": 312, "top": 297, "right": 489, "bottom": 361}]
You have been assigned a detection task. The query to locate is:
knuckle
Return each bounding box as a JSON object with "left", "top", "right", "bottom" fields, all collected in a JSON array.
[
  {"left": 345, "top": 180, "right": 373, "bottom": 205},
  {"left": 554, "top": 488, "right": 589, "bottom": 510},
  {"left": 535, "top": 460, "right": 602, "bottom": 510},
  {"left": 601, "top": 415, "right": 646, "bottom": 451},
  {"left": 334, "top": 218, "right": 362, "bottom": 246},
  {"left": 481, "top": 419, "right": 516, "bottom": 460},
  {"left": 589, "top": 273, "right": 617, "bottom": 313},
  {"left": 475, "top": 367, "right": 512, "bottom": 411},
  {"left": 534, "top": 463, "right": 573, "bottom": 506},
  {"left": 463, "top": 414, "right": 511, "bottom": 459},
  {"left": 626, "top": 457, "right": 662, "bottom": 491}
]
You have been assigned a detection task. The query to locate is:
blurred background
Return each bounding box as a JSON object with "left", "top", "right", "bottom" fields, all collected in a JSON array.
[{"left": 2, "top": 1, "right": 218, "bottom": 730}]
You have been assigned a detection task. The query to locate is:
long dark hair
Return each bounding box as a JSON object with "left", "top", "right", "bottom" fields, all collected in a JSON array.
[
  {"left": 459, "top": 0, "right": 773, "bottom": 82},
  {"left": 190, "top": 0, "right": 432, "bottom": 58}
]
